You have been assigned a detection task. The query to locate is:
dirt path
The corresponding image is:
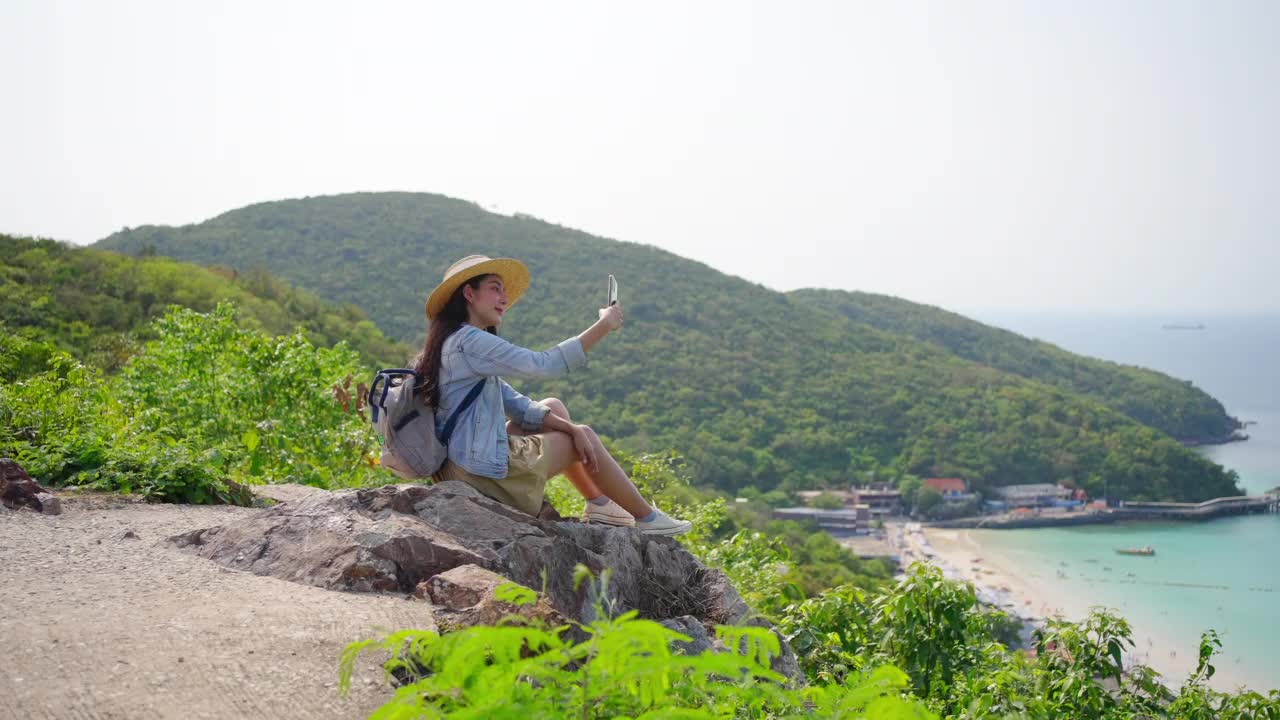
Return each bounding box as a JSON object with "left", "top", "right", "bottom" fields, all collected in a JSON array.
[{"left": 1, "top": 491, "right": 434, "bottom": 720}]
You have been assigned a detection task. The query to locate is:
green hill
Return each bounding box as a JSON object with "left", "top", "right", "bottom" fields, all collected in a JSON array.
[
  {"left": 788, "top": 289, "right": 1239, "bottom": 444},
  {"left": 0, "top": 233, "right": 409, "bottom": 372},
  {"left": 94, "top": 193, "right": 1241, "bottom": 501}
]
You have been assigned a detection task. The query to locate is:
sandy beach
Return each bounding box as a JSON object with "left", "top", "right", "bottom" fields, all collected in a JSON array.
[
  {"left": 910, "top": 525, "right": 1220, "bottom": 688},
  {"left": 918, "top": 528, "right": 1060, "bottom": 620}
]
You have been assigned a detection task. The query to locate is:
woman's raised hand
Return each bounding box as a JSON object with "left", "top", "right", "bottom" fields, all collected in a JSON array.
[
  {"left": 598, "top": 303, "right": 623, "bottom": 332},
  {"left": 577, "top": 303, "right": 623, "bottom": 352}
]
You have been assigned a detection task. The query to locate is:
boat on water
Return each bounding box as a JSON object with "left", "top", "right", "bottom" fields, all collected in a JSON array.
[{"left": 1116, "top": 546, "right": 1156, "bottom": 556}]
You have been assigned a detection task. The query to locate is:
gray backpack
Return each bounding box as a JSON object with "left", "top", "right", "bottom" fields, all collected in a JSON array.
[{"left": 367, "top": 369, "right": 486, "bottom": 480}]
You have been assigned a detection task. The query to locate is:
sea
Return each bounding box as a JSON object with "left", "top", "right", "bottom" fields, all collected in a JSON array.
[{"left": 966, "top": 312, "right": 1280, "bottom": 692}]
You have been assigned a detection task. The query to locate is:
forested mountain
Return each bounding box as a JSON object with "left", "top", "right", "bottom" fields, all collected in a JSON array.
[
  {"left": 789, "top": 289, "right": 1239, "bottom": 443},
  {"left": 1, "top": 234, "right": 409, "bottom": 371},
  {"left": 94, "top": 193, "right": 1241, "bottom": 501}
]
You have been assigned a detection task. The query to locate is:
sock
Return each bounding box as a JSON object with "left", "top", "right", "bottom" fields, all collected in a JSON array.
[
  {"left": 638, "top": 510, "right": 658, "bottom": 523},
  {"left": 587, "top": 495, "right": 610, "bottom": 506}
]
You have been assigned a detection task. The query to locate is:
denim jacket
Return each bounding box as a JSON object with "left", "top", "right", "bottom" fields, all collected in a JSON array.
[{"left": 435, "top": 324, "right": 587, "bottom": 478}]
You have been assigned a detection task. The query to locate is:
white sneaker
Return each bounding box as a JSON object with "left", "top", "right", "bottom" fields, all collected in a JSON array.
[
  {"left": 636, "top": 509, "right": 692, "bottom": 536},
  {"left": 581, "top": 497, "right": 636, "bottom": 527}
]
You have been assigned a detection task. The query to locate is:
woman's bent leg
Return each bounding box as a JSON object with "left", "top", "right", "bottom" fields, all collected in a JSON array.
[
  {"left": 540, "top": 428, "right": 652, "bottom": 519},
  {"left": 509, "top": 398, "right": 606, "bottom": 500},
  {"left": 539, "top": 398, "right": 606, "bottom": 500}
]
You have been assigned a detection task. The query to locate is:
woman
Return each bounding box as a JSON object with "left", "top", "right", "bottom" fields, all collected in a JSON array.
[{"left": 414, "top": 255, "right": 692, "bottom": 536}]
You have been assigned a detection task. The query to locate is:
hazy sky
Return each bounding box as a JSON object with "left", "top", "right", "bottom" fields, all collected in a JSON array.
[{"left": 3, "top": 1, "right": 1278, "bottom": 314}]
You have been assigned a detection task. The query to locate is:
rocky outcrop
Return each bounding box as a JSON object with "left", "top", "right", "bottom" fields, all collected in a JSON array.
[
  {"left": 418, "top": 563, "right": 565, "bottom": 632},
  {"left": 0, "top": 459, "right": 61, "bottom": 515},
  {"left": 171, "top": 481, "right": 799, "bottom": 679}
]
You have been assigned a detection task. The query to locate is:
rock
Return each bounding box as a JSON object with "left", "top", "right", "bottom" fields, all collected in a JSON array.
[
  {"left": 0, "top": 459, "right": 59, "bottom": 514},
  {"left": 660, "top": 615, "right": 718, "bottom": 656},
  {"left": 741, "top": 616, "right": 803, "bottom": 681},
  {"left": 172, "top": 485, "right": 488, "bottom": 593},
  {"left": 170, "top": 481, "right": 801, "bottom": 681},
  {"left": 703, "top": 571, "right": 750, "bottom": 625},
  {"left": 249, "top": 483, "right": 332, "bottom": 506},
  {"left": 419, "top": 564, "right": 564, "bottom": 631},
  {"left": 536, "top": 500, "right": 564, "bottom": 522},
  {"left": 34, "top": 493, "right": 61, "bottom": 515},
  {"left": 659, "top": 614, "right": 799, "bottom": 680},
  {"left": 423, "top": 564, "right": 496, "bottom": 610}
]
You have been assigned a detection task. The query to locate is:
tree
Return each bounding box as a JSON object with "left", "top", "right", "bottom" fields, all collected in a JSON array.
[
  {"left": 759, "top": 489, "right": 794, "bottom": 508},
  {"left": 898, "top": 475, "right": 922, "bottom": 509},
  {"left": 917, "top": 486, "right": 942, "bottom": 515},
  {"left": 811, "top": 492, "right": 845, "bottom": 510}
]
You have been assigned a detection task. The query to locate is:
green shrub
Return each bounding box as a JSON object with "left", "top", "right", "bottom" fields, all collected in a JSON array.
[
  {"left": 1, "top": 303, "right": 384, "bottom": 503},
  {"left": 0, "top": 330, "right": 64, "bottom": 382},
  {"left": 781, "top": 565, "right": 1280, "bottom": 719},
  {"left": 0, "top": 347, "right": 120, "bottom": 483},
  {"left": 116, "top": 303, "right": 381, "bottom": 488},
  {"left": 0, "top": 350, "right": 250, "bottom": 503},
  {"left": 340, "top": 572, "right": 934, "bottom": 719}
]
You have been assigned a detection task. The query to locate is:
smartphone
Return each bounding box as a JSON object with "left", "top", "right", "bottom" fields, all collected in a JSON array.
[{"left": 607, "top": 275, "right": 618, "bottom": 306}]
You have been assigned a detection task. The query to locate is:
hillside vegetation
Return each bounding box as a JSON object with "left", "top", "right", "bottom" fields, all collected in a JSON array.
[
  {"left": 7, "top": 304, "right": 1269, "bottom": 713},
  {"left": 790, "top": 288, "right": 1238, "bottom": 443},
  {"left": 95, "top": 193, "right": 1241, "bottom": 501},
  {"left": 1, "top": 234, "right": 409, "bottom": 371}
]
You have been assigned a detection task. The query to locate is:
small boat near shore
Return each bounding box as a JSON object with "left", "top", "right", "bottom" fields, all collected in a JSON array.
[{"left": 1116, "top": 546, "right": 1156, "bottom": 556}]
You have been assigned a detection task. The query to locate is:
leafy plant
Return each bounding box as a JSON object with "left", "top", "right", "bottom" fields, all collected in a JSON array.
[
  {"left": 1, "top": 303, "right": 383, "bottom": 503},
  {"left": 340, "top": 571, "right": 934, "bottom": 719},
  {"left": 116, "top": 303, "right": 381, "bottom": 488}
]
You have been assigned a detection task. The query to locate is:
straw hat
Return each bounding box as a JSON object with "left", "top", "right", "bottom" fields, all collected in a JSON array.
[{"left": 425, "top": 255, "right": 531, "bottom": 321}]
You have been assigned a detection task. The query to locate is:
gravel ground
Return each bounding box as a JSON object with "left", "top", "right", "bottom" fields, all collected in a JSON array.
[{"left": 0, "top": 490, "right": 435, "bottom": 720}]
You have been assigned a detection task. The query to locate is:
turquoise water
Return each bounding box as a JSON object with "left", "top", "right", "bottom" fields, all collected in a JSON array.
[
  {"left": 974, "top": 466, "right": 1280, "bottom": 689},
  {"left": 1200, "top": 410, "right": 1280, "bottom": 496},
  {"left": 965, "top": 313, "right": 1280, "bottom": 691}
]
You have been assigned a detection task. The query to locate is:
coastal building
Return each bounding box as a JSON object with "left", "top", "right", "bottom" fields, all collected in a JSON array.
[
  {"left": 773, "top": 506, "right": 870, "bottom": 534},
  {"left": 851, "top": 487, "right": 903, "bottom": 516},
  {"left": 923, "top": 478, "right": 980, "bottom": 511},
  {"left": 923, "top": 478, "right": 967, "bottom": 497},
  {"left": 992, "top": 483, "right": 1073, "bottom": 508},
  {"left": 796, "top": 489, "right": 856, "bottom": 506}
]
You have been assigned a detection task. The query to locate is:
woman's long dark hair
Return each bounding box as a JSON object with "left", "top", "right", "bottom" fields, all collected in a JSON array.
[{"left": 412, "top": 274, "right": 495, "bottom": 408}]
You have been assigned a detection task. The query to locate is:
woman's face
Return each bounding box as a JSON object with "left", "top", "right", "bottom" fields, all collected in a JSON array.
[{"left": 463, "top": 274, "right": 508, "bottom": 328}]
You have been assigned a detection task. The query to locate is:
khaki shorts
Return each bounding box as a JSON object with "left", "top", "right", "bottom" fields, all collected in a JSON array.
[{"left": 434, "top": 435, "right": 555, "bottom": 516}]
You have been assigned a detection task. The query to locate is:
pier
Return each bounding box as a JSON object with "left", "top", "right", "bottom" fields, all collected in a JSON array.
[
  {"left": 1113, "top": 495, "right": 1277, "bottom": 520},
  {"left": 931, "top": 492, "right": 1278, "bottom": 529}
]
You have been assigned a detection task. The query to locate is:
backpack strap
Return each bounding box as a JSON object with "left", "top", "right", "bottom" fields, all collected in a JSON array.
[
  {"left": 367, "top": 369, "right": 486, "bottom": 444},
  {"left": 368, "top": 368, "right": 417, "bottom": 425},
  {"left": 437, "top": 379, "right": 487, "bottom": 445}
]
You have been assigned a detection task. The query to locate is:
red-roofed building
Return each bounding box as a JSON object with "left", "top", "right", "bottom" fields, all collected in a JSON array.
[{"left": 924, "top": 478, "right": 967, "bottom": 497}]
